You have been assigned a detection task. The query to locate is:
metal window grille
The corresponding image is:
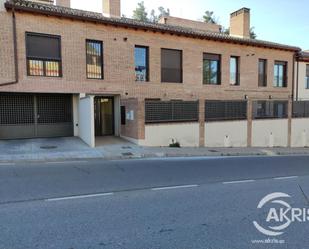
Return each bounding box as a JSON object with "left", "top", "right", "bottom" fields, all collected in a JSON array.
[
  {"left": 0, "top": 93, "right": 34, "bottom": 125},
  {"left": 145, "top": 101, "right": 198, "bottom": 123},
  {"left": 252, "top": 100, "right": 288, "bottom": 119},
  {"left": 86, "top": 40, "right": 103, "bottom": 79},
  {"left": 37, "top": 94, "right": 72, "bottom": 124},
  {"left": 293, "top": 101, "right": 309, "bottom": 118},
  {"left": 205, "top": 100, "right": 247, "bottom": 121}
]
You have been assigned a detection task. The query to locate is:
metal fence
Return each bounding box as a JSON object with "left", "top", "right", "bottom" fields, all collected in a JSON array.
[
  {"left": 252, "top": 100, "right": 288, "bottom": 119},
  {"left": 293, "top": 101, "right": 309, "bottom": 118},
  {"left": 205, "top": 100, "right": 247, "bottom": 121},
  {"left": 145, "top": 100, "right": 199, "bottom": 123}
]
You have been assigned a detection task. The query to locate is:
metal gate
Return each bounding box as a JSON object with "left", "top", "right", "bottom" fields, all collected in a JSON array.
[{"left": 0, "top": 93, "right": 73, "bottom": 139}]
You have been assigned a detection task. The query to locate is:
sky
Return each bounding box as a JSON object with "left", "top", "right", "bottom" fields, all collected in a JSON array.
[{"left": 71, "top": 0, "right": 309, "bottom": 50}]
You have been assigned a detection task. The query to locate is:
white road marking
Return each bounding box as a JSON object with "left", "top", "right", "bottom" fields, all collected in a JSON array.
[
  {"left": 274, "top": 176, "right": 299, "bottom": 180},
  {"left": 151, "top": 184, "right": 199, "bottom": 191},
  {"left": 0, "top": 163, "right": 15, "bottom": 166},
  {"left": 46, "top": 192, "right": 114, "bottom": 202},
  {"left": 223, "top": 179, "right": 255, "bottom": 185},
  {"left": 45, "top": 160, "right": 88, "bottom": 165}
]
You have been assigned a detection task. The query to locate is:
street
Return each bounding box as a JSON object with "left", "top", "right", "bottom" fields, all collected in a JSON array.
[{"left": 0, "top": 156, "right": 309, "bottom": 249}]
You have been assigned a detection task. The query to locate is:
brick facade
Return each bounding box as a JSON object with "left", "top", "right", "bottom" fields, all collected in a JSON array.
[{"left": 0, "top": 3, "right": 297, "bottom": 144}]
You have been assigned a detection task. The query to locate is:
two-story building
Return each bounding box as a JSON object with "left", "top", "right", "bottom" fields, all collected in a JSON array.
[
  {"left": 0, "top": 0, "right": 302, "bottom": 147},
  {"left": 295, "top": 51, "right": 309, "bottom": 100}
]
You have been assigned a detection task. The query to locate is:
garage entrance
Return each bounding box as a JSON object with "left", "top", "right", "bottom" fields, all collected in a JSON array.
[{"left": 0, "top": 93, "right": 73, "bottom": 139}]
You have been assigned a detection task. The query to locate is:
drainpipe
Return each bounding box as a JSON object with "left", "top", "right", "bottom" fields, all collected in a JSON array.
[
  {"left": 0, "top": 8, "right": 19, "bottom": 87},
  {"left": 292, "top": 53, "right": 296, "bottom": 101}
]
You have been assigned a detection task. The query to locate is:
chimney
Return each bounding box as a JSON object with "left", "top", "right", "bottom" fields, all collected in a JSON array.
[
  {"left": 55, "top": 0, "right": 70, "bottom": 8},
  {"left": 102, "top": 0, "right": 121, "bottom": 18},
  {"left": 28, "top": 0, "right": 70, "bottom": 8},
  {"left": 230, "top": 8, "right": 250, "bottom": 39}
]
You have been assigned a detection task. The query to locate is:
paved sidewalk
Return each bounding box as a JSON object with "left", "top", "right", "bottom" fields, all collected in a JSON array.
[{"left": 0, "top": 137, "right": 309, "bottom": 162}]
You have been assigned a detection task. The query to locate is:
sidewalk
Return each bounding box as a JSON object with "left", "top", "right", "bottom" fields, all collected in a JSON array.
[{"left": 0, "top": 137, "right": 309, "bottom": 163}]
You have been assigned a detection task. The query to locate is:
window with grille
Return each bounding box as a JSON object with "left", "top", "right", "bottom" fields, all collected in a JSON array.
[
  {"left": 274, "top": 61, "right": 287, "bottom": 87},
  {"left": 258, "top": 59, "right": 267, "bottom": 87},
  {"left": 26, "top": 32, "right": 62, "bottom": 77},
  {"left": 145, "top": 101, "right": 198, "bottom": 123},
  {"left": 161, "top": 49, "right": 183, "bottom": 83},
  {"left": 253, "top": 100, "right": 288, "bottom": 119},
  {"left": 293, "top": 101, "right": 309, "bottom": 118},
  {"left": 86, "top": 40, "right": 103, "bottom": 79},
  {"left": 135, "top": 46, "right": 149, "bottom": 82},
  {"left": 205, "top": 100, "right": 247, "bottom": 121},
  {"left": 203, "top": 53, "right": 221, "bottom": 85}
]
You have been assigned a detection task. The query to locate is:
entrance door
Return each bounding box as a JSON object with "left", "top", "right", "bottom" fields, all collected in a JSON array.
[{"left": 94, "top": 97, "right": 114, "bottom": 136}]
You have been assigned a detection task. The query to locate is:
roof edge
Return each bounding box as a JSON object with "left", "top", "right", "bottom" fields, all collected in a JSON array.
[{"left": 4, "top": 0, "right": 301, "bottom": 52}]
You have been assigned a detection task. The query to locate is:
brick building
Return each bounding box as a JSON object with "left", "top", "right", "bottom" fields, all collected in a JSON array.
[{"left": 0, "top": 0, "right": 305, "bottom": 147}]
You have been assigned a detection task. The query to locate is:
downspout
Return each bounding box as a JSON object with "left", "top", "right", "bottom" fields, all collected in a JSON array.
[
  {"left": 292, "top": 53, "right": 296, "bottom": 101},
  {"left": 0, "top": 8, "right": 19, "bottom": 87}
]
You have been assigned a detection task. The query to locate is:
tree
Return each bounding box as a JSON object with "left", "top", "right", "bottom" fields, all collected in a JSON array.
[
  {"left": 203, "top": 11, "right": 217, "bottom": 24},
  {"left": 132, "top": 1, "right": 148, "bottom": 22},
  {"left": 133, "top": 2, "right": 170, "bottom": 23}
]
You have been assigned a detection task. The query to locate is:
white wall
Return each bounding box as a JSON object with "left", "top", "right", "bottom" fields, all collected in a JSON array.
[
  {"left": 144, "top": 123, "right": 199, "bottom": 147},
  {"left": 205, "top": 121, "right": 247, "bottom": 147},
  {"left": 78, "top": 95, "right": 95, "bottom": 147},
  {"left": 252, "top": 119, "right": 288, "bottom": 147},
  {"left": 72, "top": 94, "right": 79, "bottom": 136},
  {"left": 291, "top": 118, "right": 309, "bottom": 147},
  {"left": 295, "top": 62, "right": 309, "bottom": 100}
]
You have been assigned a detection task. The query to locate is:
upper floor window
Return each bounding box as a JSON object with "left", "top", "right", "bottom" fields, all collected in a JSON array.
[
  {"left": 230, "top": 56, "right": 240, "bottom": 85},
  {"left": 203, "top": 53, "right": 221, "bottom": 85},
  {"left": 274, "top": 61, "right": 287, "bottom": 87},
  {"left": 306, "top": 65, "right": 309, "bottom": 89},
  {"left": 86, "top": 40, "right": 103, "bottom": 79},
  {"left": 161, "top": 48, "right": 183, "bottom": 83},
  {"left": 26, "top": 32, "right": 61, "bottom": 77},
  {"left": 135, "top": 46, "right": 149, "bottom": 82},
  {"left": 258, "top": 59, "right": 267, "bottom": 87}
]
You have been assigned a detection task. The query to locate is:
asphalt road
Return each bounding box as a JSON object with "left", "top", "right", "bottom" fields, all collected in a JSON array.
[{"left": 0, "top": 156, "right": 309, "bottom": 249}]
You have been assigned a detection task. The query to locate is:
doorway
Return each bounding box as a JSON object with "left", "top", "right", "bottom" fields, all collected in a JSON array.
[{"left": 94, "top": 97, "right": 114, "bottom": 136}]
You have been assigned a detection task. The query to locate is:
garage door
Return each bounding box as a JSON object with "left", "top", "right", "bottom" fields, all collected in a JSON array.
[{"left": 0, "top": 93, "right": 73, "bottom": 139}]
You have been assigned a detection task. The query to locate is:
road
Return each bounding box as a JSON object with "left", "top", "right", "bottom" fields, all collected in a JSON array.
[{"left": 0, "top": 156, "right": 309, "bottom": 249}]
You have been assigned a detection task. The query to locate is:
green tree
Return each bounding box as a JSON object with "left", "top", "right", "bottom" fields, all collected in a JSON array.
[
  {"left": 203, "top": 11, "right": 217, "bottom": 24},
  {"left": 132, "top": 1, "right": 148, "bottom": 22},
  {"left": 149, "top": 6, "right": 170, "bottom": 23}
]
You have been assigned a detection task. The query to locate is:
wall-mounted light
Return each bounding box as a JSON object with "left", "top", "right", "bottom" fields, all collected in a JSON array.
[
  {"left": 269, "top": 95, "right": 272, "bottom": 99},
  {"left": 244, "top": 95, "right": 248, "bottom": 99}
]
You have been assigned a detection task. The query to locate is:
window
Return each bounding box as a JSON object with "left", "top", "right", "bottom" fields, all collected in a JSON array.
[
  {"left": 26, "top": 32, "right": 61, "bottom": 77},
  {"left": 258, "top": 59, "right": 267, "bottom": 87},
  {"left": 135, "top": 46, "right": 149, "bottom": 82},
  {"left": 274, "top": 61, "right": 287, "bottom": 87},
  {"left": 161, "top": 49, "right": 182, "bottom": 83},
  {"left": 203, "top": 53, "right": 221, "bottom": 85},
  {"left": 306, "top": 65, "right": 309, "bottom": 89},
  {"left": 121, "top": 106, "right": 126, "bottom": 125},
  {"left": 230, "top": 56, "right": 240, "bottom": 85},
  {"left": 86, "top": 40, "right": 103, "bottom": 79}
]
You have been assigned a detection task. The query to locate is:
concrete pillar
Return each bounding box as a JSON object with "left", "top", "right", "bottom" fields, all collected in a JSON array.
[
  {"left": 247, "top": 99, "right": 253, "bottom": 147},
  {"left": 199, "top": 99, "right": 205, "bottom": 147}
]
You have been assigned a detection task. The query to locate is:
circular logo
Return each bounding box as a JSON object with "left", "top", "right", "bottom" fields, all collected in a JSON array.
[{"left": 253, "top": 192, "right": 292, "bottom": 236}]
